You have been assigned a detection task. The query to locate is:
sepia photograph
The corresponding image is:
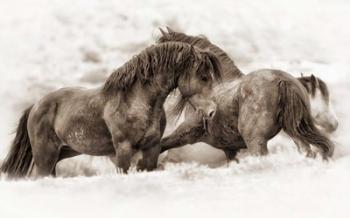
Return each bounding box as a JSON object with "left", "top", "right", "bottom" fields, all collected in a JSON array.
[{"left": 0, "top": 0, "right": 349, "bottom": 217}]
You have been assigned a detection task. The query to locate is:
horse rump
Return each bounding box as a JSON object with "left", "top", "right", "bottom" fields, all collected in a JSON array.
[
  {"left": 277, "top": 80, "right": 334, "bottom": 158},
  {"left": 1, "top": 106, "right": 33, "bottom": 178}
]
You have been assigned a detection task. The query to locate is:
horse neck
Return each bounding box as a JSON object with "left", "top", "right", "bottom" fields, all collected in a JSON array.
[
  {"left": 103, "top": 42, "right": 191, "bottom": 97},
  {"left": 146, "top": 69, "right": 180, "bottom": 103},
  {"left": 160, "top": 76, "right": 177, "bottom": 98}
]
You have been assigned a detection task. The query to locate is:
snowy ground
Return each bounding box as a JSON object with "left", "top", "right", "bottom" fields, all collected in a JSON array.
[{"left": 0, "top": 0, "right": 350, "bottom": 217}]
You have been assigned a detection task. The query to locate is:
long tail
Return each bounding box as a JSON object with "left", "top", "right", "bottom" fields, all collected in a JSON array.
[
  {"left": 277, "top": 81, "right": 334, "bottom": 158},
  {"left": 1, "top": 106, "right": 33, "bottom": 178}
]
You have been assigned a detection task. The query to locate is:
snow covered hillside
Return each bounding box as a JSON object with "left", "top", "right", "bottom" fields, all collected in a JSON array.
[{"left": 0, "top": 0, "right": 349, "bottom": 217}]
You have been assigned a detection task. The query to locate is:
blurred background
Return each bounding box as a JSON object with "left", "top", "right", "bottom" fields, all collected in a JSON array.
[{"left": 0, "top": 0, "right": 349, "bottom": 217}]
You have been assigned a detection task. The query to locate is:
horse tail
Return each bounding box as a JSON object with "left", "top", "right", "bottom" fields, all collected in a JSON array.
[
  {"left": 277, "top": 80, "right": 334, "bottom": 158},
  {"left": 1, "top": 105, "right": 34, "bottom": 178}
]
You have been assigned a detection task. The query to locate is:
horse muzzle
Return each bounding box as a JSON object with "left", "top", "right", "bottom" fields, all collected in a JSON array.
[
  {"left": 198, "top": 103, "right": 217, "bottom": 133},
  {"left": 324, "top": 121, "right": 339, "bottom": 133},
  {"left": 197, "top": 103, "right": 217, "bottom": 120}
]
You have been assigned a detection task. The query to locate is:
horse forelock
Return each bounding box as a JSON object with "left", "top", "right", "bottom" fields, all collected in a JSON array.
[
  {"left": 196, "top": 51, "right": 223, "bottom": 82},
  {"left": 158, "top": 28, "right": 242, "bottom": 80},
  {"left": 169, "top": 51, "right": 223, "bottom": 120},
  {"left": 103, "top": 42, "right": 196, "bottom": 94}
]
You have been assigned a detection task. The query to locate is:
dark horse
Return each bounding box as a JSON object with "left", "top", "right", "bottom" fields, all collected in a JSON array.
[
  {"left": 158, "top": 28, "right": 336, "bottom": 162},
  {"left": 1, "top": 41, "right": 222, "bottom": 178}
]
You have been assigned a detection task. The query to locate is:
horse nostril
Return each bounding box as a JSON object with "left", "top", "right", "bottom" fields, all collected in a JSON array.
[
  {"left": 325, "top": 121, "right": 338, "bottom": 133},
  {"left": 331, "top": 121, "right": 339, "bottom": 131},
  {"left": 208, "top": 110, "right": 216, "bottom": 119}
]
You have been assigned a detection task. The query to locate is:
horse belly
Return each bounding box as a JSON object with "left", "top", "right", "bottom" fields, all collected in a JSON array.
[{"left": 56, "top": 117, "right": 114, "bottom": 156}]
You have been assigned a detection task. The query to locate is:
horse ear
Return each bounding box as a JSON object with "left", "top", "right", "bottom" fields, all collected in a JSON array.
[
  {"left": 205, "top": 52, "right": 222, "bottom": 81},
  {"left": 300, "top": 72, "right": 304, "bottom": 77},
  {"left": 311, "top": 74, "right": 319, "bottom": 87},
  {"left": 166, "top": 26, "right": 175, "bottom": 33},
  {"left": 159, "top": 27, "right": 167, "bottom": 36},
  {"left": 190, "top": 44, "right": 195, "bottom": 52}
]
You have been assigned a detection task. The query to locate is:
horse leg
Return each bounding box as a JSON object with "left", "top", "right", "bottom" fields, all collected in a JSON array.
[
  {"left": 223, "top": 148, "right": 240, "bottom": 163},
  {"left": 242, "top": 137, "right": 269, "bottom": 156},
  {"left": 238, "top": 118, "right": 272, "bottom": 156},
  {"left": 160, "top": 116, "right": 205, "bottom": 153},
  {"left": 292, "top": 139, "right": 316, "bottom": 158},
  {"left": 31, "top": 136, "right": 61, "bottom": 177},
  {"left": 114, "top": 140, "right": 133, "bottom": 173},
  {"left": 137, "top": 144, "right": 161, "bottom": 171},
  {"left": 136, "top": 126, "right": 162, "bottom": 171},
  {"left": 238, "top": 100, "right": 281, "bottom": 156},
  {"left": 134, "top": 107, "right": 168, "bottom": 171}
]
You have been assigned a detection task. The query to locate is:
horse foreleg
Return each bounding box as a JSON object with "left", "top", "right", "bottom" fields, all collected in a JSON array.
[
  {"left": 223, "top": 148, "right": 240, "bottom": 164},
  {"left": 160, "top": 118, "right": 206, "bottom": 153},
  {"left": 114, "top": 141, "right": 133, "bottom": 173},
  {"left": 137, "top": 144, "right": 161, "bottom": 171}
]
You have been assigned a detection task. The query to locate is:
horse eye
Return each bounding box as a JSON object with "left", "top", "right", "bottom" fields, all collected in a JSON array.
[{"left": 201, "top": 75, "right": 209, "bottom": 82}]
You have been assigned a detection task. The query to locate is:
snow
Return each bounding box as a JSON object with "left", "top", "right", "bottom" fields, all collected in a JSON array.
[{"left": 0, "top": 0, "right": 350, "bottom": 217}]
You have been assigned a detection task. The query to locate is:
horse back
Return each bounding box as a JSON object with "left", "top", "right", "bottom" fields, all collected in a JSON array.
[{"left": 241, "top": 69, "right": 309, "bottom": 104}]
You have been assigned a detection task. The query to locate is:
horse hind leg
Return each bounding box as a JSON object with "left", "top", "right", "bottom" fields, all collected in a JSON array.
[
  {"left": 238, "top": 105, "right": 280, "bottom": 156},
  {"left": 30, "top": 127, "right": 61, "bottom": 177},
  {"left": 239, "top": 118, "right": 272, "bottom": 156},
  {"left": 32, "top": 140, "right": 61, "bottom": 177},
  {"left": 242, "top": 138, "right": 269, "bottom": 156}
]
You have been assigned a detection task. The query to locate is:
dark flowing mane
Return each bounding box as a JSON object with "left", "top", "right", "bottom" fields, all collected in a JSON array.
[
  {"left": 158, "top": 27, "right": 243, "bottom": 81},
  {"left": 103, "top": 42, "right": 196, "bottom": 94},
  {"left": 298, "top": 75, "right": 329, "bottom": 101}
]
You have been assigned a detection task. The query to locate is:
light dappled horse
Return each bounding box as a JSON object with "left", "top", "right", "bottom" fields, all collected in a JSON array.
[
  {"left": 161, "top": 70, "right": 337, "bottom": 160},
  {"left": 0, "top": 41, "right": 223, "bottom": 178},
  {"left": 158, "top": 28, "right": 337, "bottom": 161}
]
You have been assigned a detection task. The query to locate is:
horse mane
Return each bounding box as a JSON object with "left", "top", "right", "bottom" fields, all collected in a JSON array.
[
  {"left": 103, "top": 42, "right": 197, "bottom": 94},
  {"left": 298, "top": 75, "right": 329, "bottom": 101},
  {"left": 158, "top": 27, "right": 243, "bottom": 80}
]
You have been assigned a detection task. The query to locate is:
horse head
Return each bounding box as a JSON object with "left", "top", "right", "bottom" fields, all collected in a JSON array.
[
  {"left": 173, "top": 46, "right": 222, "bottom": 121},
  {"left": 299, "top": 74, "right": 338, "bottom": 133}
]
